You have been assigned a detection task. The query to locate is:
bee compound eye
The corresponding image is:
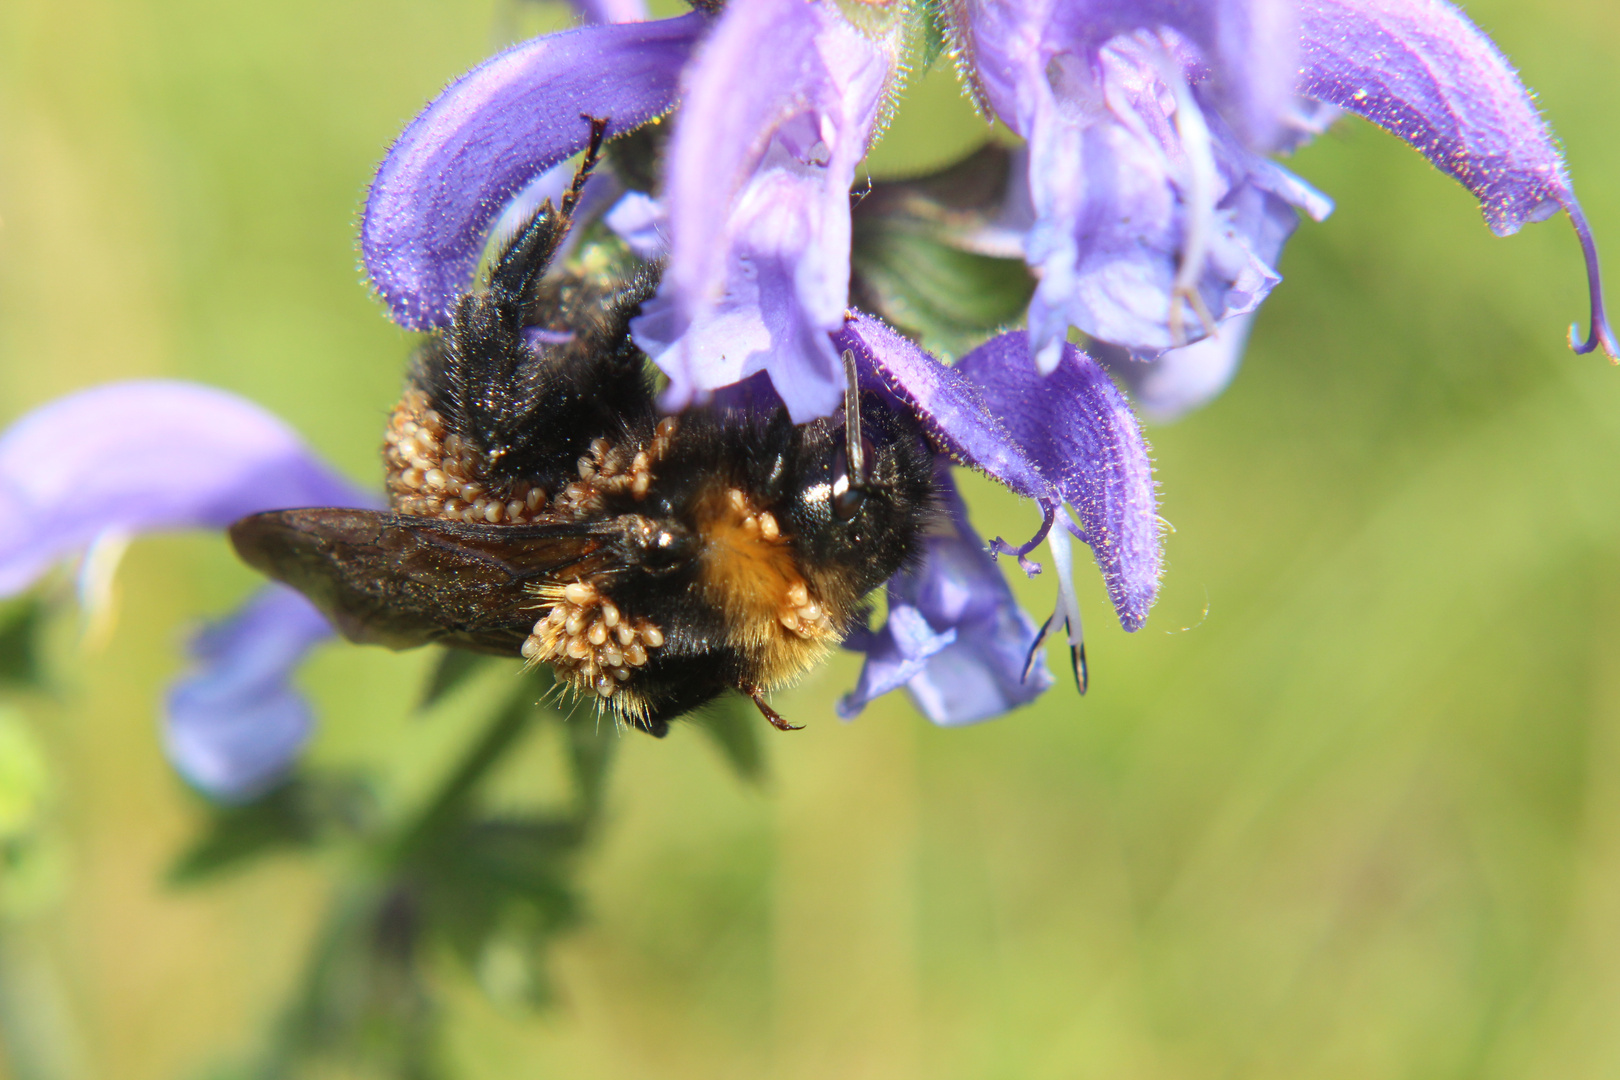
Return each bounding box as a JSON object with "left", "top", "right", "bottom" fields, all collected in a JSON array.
[{"left": 831, "top": 473, "right": 867, "bottom": 521}]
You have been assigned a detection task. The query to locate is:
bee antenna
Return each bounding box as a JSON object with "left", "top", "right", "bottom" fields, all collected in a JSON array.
[{"left": 841, "top": 349, "right": 865, "bottom": 484}]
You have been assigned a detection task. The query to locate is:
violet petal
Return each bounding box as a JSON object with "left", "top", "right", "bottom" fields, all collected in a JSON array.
[
  {"left": 1299, "top": 0, "right": 1616, "bottom": 358},
  {"left": 837, "top": 604, "right": 958, "bottom": 713},
  {"left": 955, "top": 332, "right": 1160, "bottom": 630},
  {"left": 633, "top": 0, "right": 894, "bottom": 421},
  {"left": 0, "top": 381, "right": 374, "bottom": 598},
  {"left": 834, "top": 313, "right": 1053, "bottom": 502},
  {"left": 958, "top": 0, "right": 1299, "bottom": 149},
  {"left": 164, "top": 585, "right": 332, "bottom": 801},
  {"left": 840, "top": 469, "right": 1052, "bottom": 725},
  {"left": 956, "top": 16, "right": 1329, "bottom": 358},
  {"left": 362, "top": 12, "right": 706, "bottom": 330}
]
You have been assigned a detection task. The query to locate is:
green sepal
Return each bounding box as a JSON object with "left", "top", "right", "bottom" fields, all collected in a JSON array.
[{"left": 852, "top": 221, "right": 1034, "bottom": 360}]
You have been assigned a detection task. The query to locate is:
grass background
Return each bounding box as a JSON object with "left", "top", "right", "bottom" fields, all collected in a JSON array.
[{"left": 2, "top": 0, "right": 1618, "bottom": 1076}]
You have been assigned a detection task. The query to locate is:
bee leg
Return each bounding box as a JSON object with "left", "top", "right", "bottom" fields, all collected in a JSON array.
[
  {"left": 641, "top": 718, "right": 670, "bottom": 739},
  {"left": 743, "top": 686, "right": 803, "bottom": 732}
]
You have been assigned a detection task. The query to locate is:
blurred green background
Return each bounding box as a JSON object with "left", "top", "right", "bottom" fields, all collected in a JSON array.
[{"left": 2, "top": 0, "right": 1619, "bottom": 1076}]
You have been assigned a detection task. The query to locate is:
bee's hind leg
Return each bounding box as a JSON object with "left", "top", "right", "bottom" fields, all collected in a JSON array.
[{"left": 742, "top": 686, "right": 803, "bottom": 732}]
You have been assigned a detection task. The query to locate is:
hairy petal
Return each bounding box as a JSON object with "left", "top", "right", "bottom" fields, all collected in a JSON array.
[
  {"left": 634, "top": 0, "right": 894, "bottom": 421},
  {"left": 840, "top": 469, "right": 1051, "bottom": 724},
  {"left": 165, "top": 586, "right": 331, "bottom": 801},
  {"left": 834, "top": 313, "right": 1053, "bottom": 501},
  {"left": 1299, "top": 0, "right": 1616, "bottom": 358},
  {"left": 956, "top": 332, "right": 1160, "bottom": 630},
  {"left": 0, "top": 381, "right": 373, "bottom": 597},
  {"left": 362, "top": 13, "right": 706, "bottom": 330}
]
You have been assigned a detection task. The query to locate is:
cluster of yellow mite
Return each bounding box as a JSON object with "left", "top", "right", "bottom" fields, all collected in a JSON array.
[
  {"left": 384, "top": 389, "right": 551, "bottom": 524},
  {"left": 715, "top": 487, "right": 833, "bottom": 641},
  {"left": 521, "top": 580, "right": 665, "bottom": 702},
  {"left": 384, "top": 387, "right": 687, "bottom": 705}
]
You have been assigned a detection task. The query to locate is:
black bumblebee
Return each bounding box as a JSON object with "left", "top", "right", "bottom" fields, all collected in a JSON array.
[{"left": 230, "top": 122, "right": 936, "bottom": 735}]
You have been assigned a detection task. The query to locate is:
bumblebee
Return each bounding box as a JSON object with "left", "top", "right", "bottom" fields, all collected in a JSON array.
[{"left": 230, "top": 123, "right": 936, "bottom": 735}]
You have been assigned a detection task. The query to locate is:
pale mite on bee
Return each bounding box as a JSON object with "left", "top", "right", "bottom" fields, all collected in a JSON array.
[{"left": 229, "top": 119, "right": 936, "bottom": 736}]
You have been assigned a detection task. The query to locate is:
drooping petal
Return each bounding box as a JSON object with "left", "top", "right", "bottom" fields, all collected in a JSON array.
[
  {"left": 164, "top": 586, "right": 332, "bottom": 801},
  {"left": 632, "top": 0, "right": 896, "bottom": 421},
  {"left": 362, "top": 12, "right": 707, "bottom": 330},
  {"left": 955, "top": 331, "right": 1160, "bottom": 630},
  {"left": 1298, "top": 0, "right": 1616, "bottom": 358},
  {"left": 840, "top": 469, "right": 1051, "bottom": 724},
  {"left": 1096, "top": 309, "right": 1256, "bottom": 421},
  {"left": 0, "top": 381, "right": 374, "bottom": 598},
  {"left": 838, "top": 604, "right": 957, "bottom": 713}
]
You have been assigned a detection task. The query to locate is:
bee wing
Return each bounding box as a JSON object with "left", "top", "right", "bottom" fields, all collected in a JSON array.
[{"left": 229, "top": 508, "right": 615, "bottom": 655}]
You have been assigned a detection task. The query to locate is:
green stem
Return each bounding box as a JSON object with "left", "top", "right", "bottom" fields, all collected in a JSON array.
[{"left": 388, "top": 682, "right": 542, "bottom": 863}]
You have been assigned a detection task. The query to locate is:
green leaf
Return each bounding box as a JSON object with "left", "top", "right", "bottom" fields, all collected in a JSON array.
[
  {"left": 417, "top": 648, "right": 501, "bottom": 712},
  {"left": 411, "top": 815, "right": 584, "bottom": 969},
  {"left": 688, "top": 697, "right": 767, "bottom": 784},
  {"left": 0, "top": 597, "right": 48, "bottom": 690},
  {"left": 850, "top": 143, "right": 1035, "bottom": 359},
  {"left": 852, "top": 222, "right": 1034, "bottom": 359},
  {"left": 168, "top": 774, "right": 374, "bottom": 886}
]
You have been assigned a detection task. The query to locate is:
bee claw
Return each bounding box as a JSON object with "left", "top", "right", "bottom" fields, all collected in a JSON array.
[{"left": 745, "top": 687, "right": 802, "bottom": 731}]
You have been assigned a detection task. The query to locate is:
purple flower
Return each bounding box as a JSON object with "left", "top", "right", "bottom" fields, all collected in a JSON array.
[
  {"left": 839, "top": 466, "right": 1053, "bottom": 725},
  {"left": 1295, "top": 0, "right": 1615, "bottom": 359},
  {"left": 341, "top": 0, "right": 1610, "bottom": 724},
  {"left": 362, "top": 11, "right": 709, "bottom": 330},
  {"left": 944, "top": 0, "right": 1615, "bottom": 388},
  {"left": 166, "top": 586, "right": 336, "bottom": 801},
  {"left": 629, "top": 0, "right": 900, "bottom": 421},
  {"left": 950, "top": 4, "right": 1329, "bottom": 368},
  {"left": 836, "top": 315, "right": 1159, "bottom": 684},
  {"left": 0, "top": 381, "right": 374, "bottom": 799}
]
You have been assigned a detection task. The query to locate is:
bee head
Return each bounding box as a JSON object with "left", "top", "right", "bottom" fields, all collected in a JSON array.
[{"left": 782, "top": 390, "right": 936, "bottom": 604}]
